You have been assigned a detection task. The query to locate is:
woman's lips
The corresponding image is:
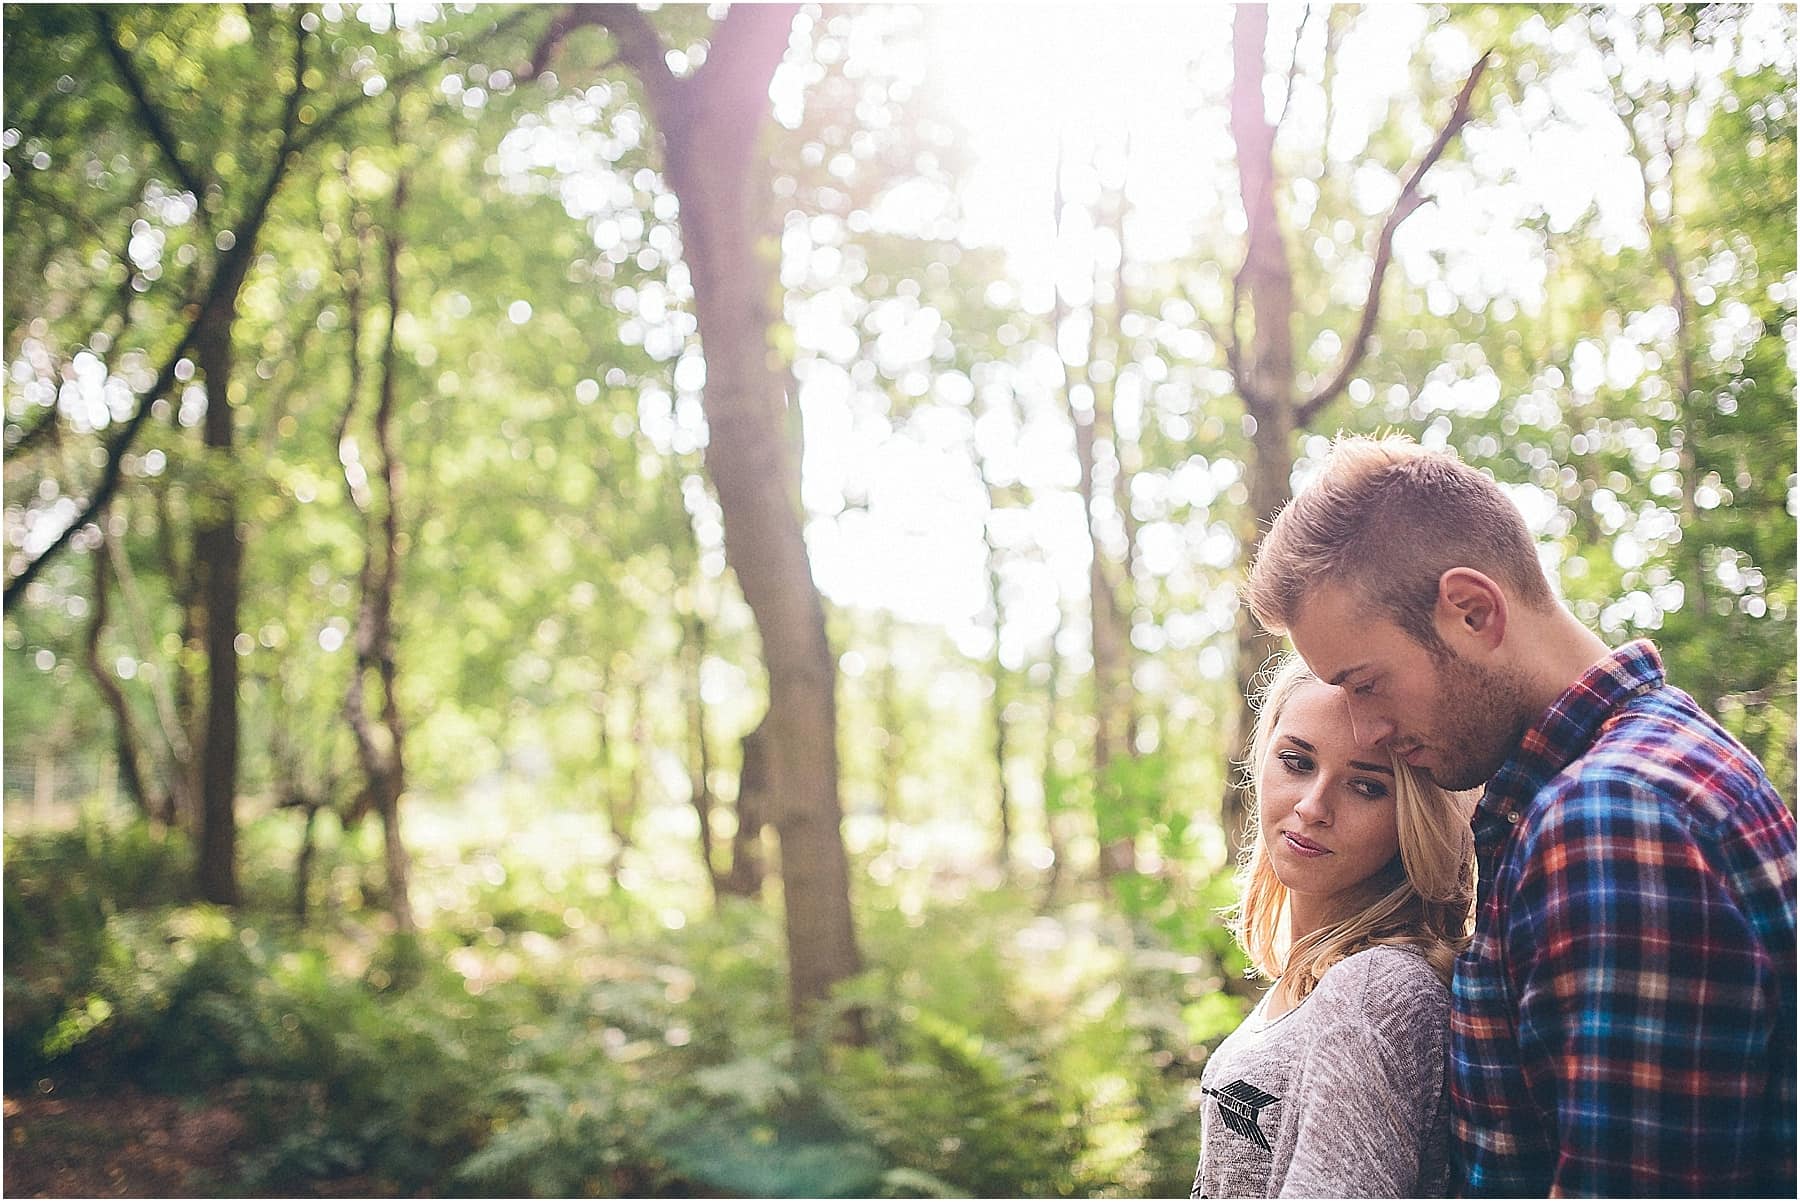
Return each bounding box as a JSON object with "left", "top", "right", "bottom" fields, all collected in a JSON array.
[{"left": 1283, "top": 831, "right": 1331, "bottom": 857}]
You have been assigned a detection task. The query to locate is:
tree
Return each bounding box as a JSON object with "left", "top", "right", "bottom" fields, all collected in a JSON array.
[
  {"left": 1218, "top": 6, "right": 1490, "bottom": 854},
  {"left": 532, "top": 3, "right": 862, "bottom": 1027}
]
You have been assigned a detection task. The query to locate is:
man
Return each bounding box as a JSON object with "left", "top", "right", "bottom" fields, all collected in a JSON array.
[{"left": 1242, "top": 434, "right": 1795, "bottom": 1197}]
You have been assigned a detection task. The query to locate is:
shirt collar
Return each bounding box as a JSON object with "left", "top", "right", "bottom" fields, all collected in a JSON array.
[{"left": 1479, "top": 639, "right": 1665, "bottom": 817}]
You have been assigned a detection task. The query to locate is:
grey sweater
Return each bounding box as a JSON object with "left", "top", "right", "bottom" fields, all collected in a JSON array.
[{"left": 1190, "top": 945, "right": 1451, "bottom": 1198}]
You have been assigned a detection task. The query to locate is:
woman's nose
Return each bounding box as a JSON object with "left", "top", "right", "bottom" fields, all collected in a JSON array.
[{"left": 1293, "top": 778, "right": 1332, "bottom": 824}]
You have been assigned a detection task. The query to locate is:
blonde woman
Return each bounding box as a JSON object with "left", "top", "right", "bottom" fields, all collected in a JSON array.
[{"left": 1191, "top": 654, "right": 1474, "bottom": 1198}]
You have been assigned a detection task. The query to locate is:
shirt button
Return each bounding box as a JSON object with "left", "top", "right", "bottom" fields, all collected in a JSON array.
[{"left": 1506, "top": 811, "right": 1521, "bottom": 824}]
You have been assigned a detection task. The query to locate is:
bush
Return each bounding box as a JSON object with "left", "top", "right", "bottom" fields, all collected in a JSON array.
[{"left": 5, "top": 811, "right": 1247, "bottom": 1197}]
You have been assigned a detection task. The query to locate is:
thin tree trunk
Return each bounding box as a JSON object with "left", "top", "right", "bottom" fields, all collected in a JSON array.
[
  {"left": 114, "top": 501, "right": 191, "bottom": 827},
  {"left": 1055, "top": 137, "right": 1135, "bottom": 879},
  {"left": 876, "top": 613, "right": 902, "bottom": 836},
  {"left": 340, "top": 144, "right": 414, "bottom": 936},
  {"left": 294, "top": 797, "right": 321, "bottom": 926},
  {"left": 1039, "top": 606, "right": 1068, "bottom": 912},
  {"left": 624, "top": 672, "right": 648, "bottom": 859},
  {"left": 983, "top": 516, "right": 1014, "bottom": 877},
  {"left": 155, "top": 483, "right": 201, "bottom": 831},
  {"left": 721, "top": 719, "right": 769, "bottom": 899},
  {"left": 595, "top": 670, "right": 620, "bottom": 879},
  {"left": 1094, "top": 165, "right": 1141, "bottom": 874},
  {"left": 83, "top": 543, "right": 153, "bottom": 818},
  {"left": 686, "top": 610, "right": 724, "bottom": 901}
]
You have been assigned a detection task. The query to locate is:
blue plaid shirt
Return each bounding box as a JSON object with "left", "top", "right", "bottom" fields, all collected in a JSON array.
[{"left": 1451, "top": 640, "right": 1796, "bottom": 1197}]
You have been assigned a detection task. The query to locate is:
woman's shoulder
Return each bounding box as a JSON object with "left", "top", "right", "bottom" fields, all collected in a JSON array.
[{"left": 1311, "top": 944, "right": 1449, "bottom": 1024}]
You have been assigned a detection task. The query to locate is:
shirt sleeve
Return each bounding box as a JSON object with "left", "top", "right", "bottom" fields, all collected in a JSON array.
[
  {"left": 1280, "top": 953, "right": 1449, "bottom": 1198},
  {"left": 1508, "top": 781, "right": 1781, "bottom": 1196}
]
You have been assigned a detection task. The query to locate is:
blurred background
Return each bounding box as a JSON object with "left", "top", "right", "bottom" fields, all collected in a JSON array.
[{"left": 3, "top": 2, "right": 1793, "bottom": 1196}]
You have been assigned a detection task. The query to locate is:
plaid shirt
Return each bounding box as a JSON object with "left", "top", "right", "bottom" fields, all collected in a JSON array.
[{"left": 1451, "top": 640, "right": 1796, "bottom": 1197}]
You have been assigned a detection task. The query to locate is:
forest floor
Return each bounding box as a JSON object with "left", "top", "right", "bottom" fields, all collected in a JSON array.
[{"left": 2, "top": 1084, "right": 374, "bottom": 1198}]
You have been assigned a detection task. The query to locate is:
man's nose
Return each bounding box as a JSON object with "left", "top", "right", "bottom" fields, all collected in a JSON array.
[{"left": 1346, "top": 697, "right": 1396, "bottom": 748}]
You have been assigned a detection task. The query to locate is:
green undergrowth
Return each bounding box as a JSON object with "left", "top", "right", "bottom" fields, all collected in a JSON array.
[{"left": 4, "top": 811, "right": 1250, "bottom": 1197}]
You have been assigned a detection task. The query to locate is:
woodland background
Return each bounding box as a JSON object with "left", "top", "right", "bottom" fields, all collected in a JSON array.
[{"left": 3, "top": 3, "right": 1794, "bottom": 1196}]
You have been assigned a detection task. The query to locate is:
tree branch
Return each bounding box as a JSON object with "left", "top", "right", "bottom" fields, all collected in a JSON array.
[
  {"left": 7, "top": 404, "right": 63, "bottom": 456},
  {"left": 4, "top": 333, "right": 191, "bottom": 612},
  {"left": 95, "top": 8, "right": 211, "bottom": 214},
  {"left": 300, "top": 7, "right": 541, "bottom": 153},
  {"left": 1298, "top": 47, "right": 1493, "bottom": 424},
  {"left": 532, "top": 4, "right": 678, "bottom": 114},
  {"left": 1276, "top": 5, "right": 1313, "bottom": 133}
]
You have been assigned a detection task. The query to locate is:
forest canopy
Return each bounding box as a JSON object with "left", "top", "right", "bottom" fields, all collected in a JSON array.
[{"left": 3, "top": 3, "right": 1794, "bottom": 1196}]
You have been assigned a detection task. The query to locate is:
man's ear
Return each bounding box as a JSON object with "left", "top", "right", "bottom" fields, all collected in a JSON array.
[{"left": 1435, "top": 568, "right": 1507, "bottom": 651}]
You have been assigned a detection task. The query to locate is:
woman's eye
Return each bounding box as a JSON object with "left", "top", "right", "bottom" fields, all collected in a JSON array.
[
  {"left": 1277, "top": 751, "right": 1313, "bottom": 773},
  {"left": 1350, "top": 779, "right": 1390, "bottom": 800}
]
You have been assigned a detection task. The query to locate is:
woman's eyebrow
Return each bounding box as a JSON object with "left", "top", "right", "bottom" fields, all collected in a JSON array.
[{"left": 1349, "top": 759, "right": 1395, "bottom": 776}]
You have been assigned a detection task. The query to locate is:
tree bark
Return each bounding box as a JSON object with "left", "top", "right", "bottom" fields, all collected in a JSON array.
[{"left": 536, "top": 3, "right": 861, "bottom": 1028}]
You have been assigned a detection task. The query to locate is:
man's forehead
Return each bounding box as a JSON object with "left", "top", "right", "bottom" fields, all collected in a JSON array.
[{"left": 1286, "top": 586, "right": 1400, "bottom": 679}]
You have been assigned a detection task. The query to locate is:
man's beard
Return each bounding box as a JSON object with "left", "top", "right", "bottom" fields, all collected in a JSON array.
[{"left": 1417, "top": 652, "right": 1535, "bottom": 792}]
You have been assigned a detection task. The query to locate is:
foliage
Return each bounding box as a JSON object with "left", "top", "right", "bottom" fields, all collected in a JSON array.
[{"left": 4, "top": 810, "right": 1245, "bottom": 1196}]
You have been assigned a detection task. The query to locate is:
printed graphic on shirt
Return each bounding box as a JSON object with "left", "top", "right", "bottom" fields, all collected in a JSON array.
[{"left": 1203, "top": 1079, "right": 1280, "bottom": 1152}]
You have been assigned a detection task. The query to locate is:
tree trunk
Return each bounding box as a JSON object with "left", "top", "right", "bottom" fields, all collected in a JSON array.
[
  {"left": 720, "top": 719, "right": 769, "bottom": 899},
  {"left": 1039, "top": 604, "right": 1069, "bottom": 912},
  {"left": 84, "top": 541, "right": 153, "bottom": 818},
  {"left": 155, "top": 483, "right": 201, "bottom": 832},
  {"left": 1092, "top": 170, "right": 1141, "bottom": 877},
  {"left": 876, "top": 612, "right": 902, "bottom": 836},
  {"left": 340, "top": 163, "right": 415, "bottom": 936},
  {"left": 192, "top": 308, "right": 241, "bottom": 907},
  {"left": 1056, "top": 138, "right": 1135, "bottom": 879},
  {"left": 685, "top": 610, "right": 724, "bottom": 901},
  {"left": 984, "top": 527, "right": 1014, "bottom": 878},
  {"left": 293, "top": 797, "right": 321, "bottom": 926},
  {"left": 537, "top": 3, "right": 861, "bottom": 1027},
  {"left": 624, "top": 672, "right": 648, "bottom": 858}
]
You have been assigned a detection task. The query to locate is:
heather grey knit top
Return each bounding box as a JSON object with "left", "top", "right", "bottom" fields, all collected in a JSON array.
[{"left": 1190, "top": 945, "right": 1452, "bottom": 1198}]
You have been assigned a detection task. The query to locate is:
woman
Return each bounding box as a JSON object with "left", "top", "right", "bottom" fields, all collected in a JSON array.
[{"left": 1191, "top": 654, "right": 1474, "bottom": 1198}]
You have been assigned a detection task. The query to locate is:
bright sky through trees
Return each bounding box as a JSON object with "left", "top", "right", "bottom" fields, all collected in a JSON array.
[{"left": 760, "top": 2, "right": 1795, "bottom": 661}]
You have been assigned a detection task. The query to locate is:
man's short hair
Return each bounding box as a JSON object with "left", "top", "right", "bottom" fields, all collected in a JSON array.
[{"left": 1244, "top": 435, "right": 1556, "bottom": 654}]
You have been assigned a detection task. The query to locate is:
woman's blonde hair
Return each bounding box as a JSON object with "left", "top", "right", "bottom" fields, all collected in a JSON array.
[{"left": 1227, "top": 653, "right": 1474, "bottom": 999}]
